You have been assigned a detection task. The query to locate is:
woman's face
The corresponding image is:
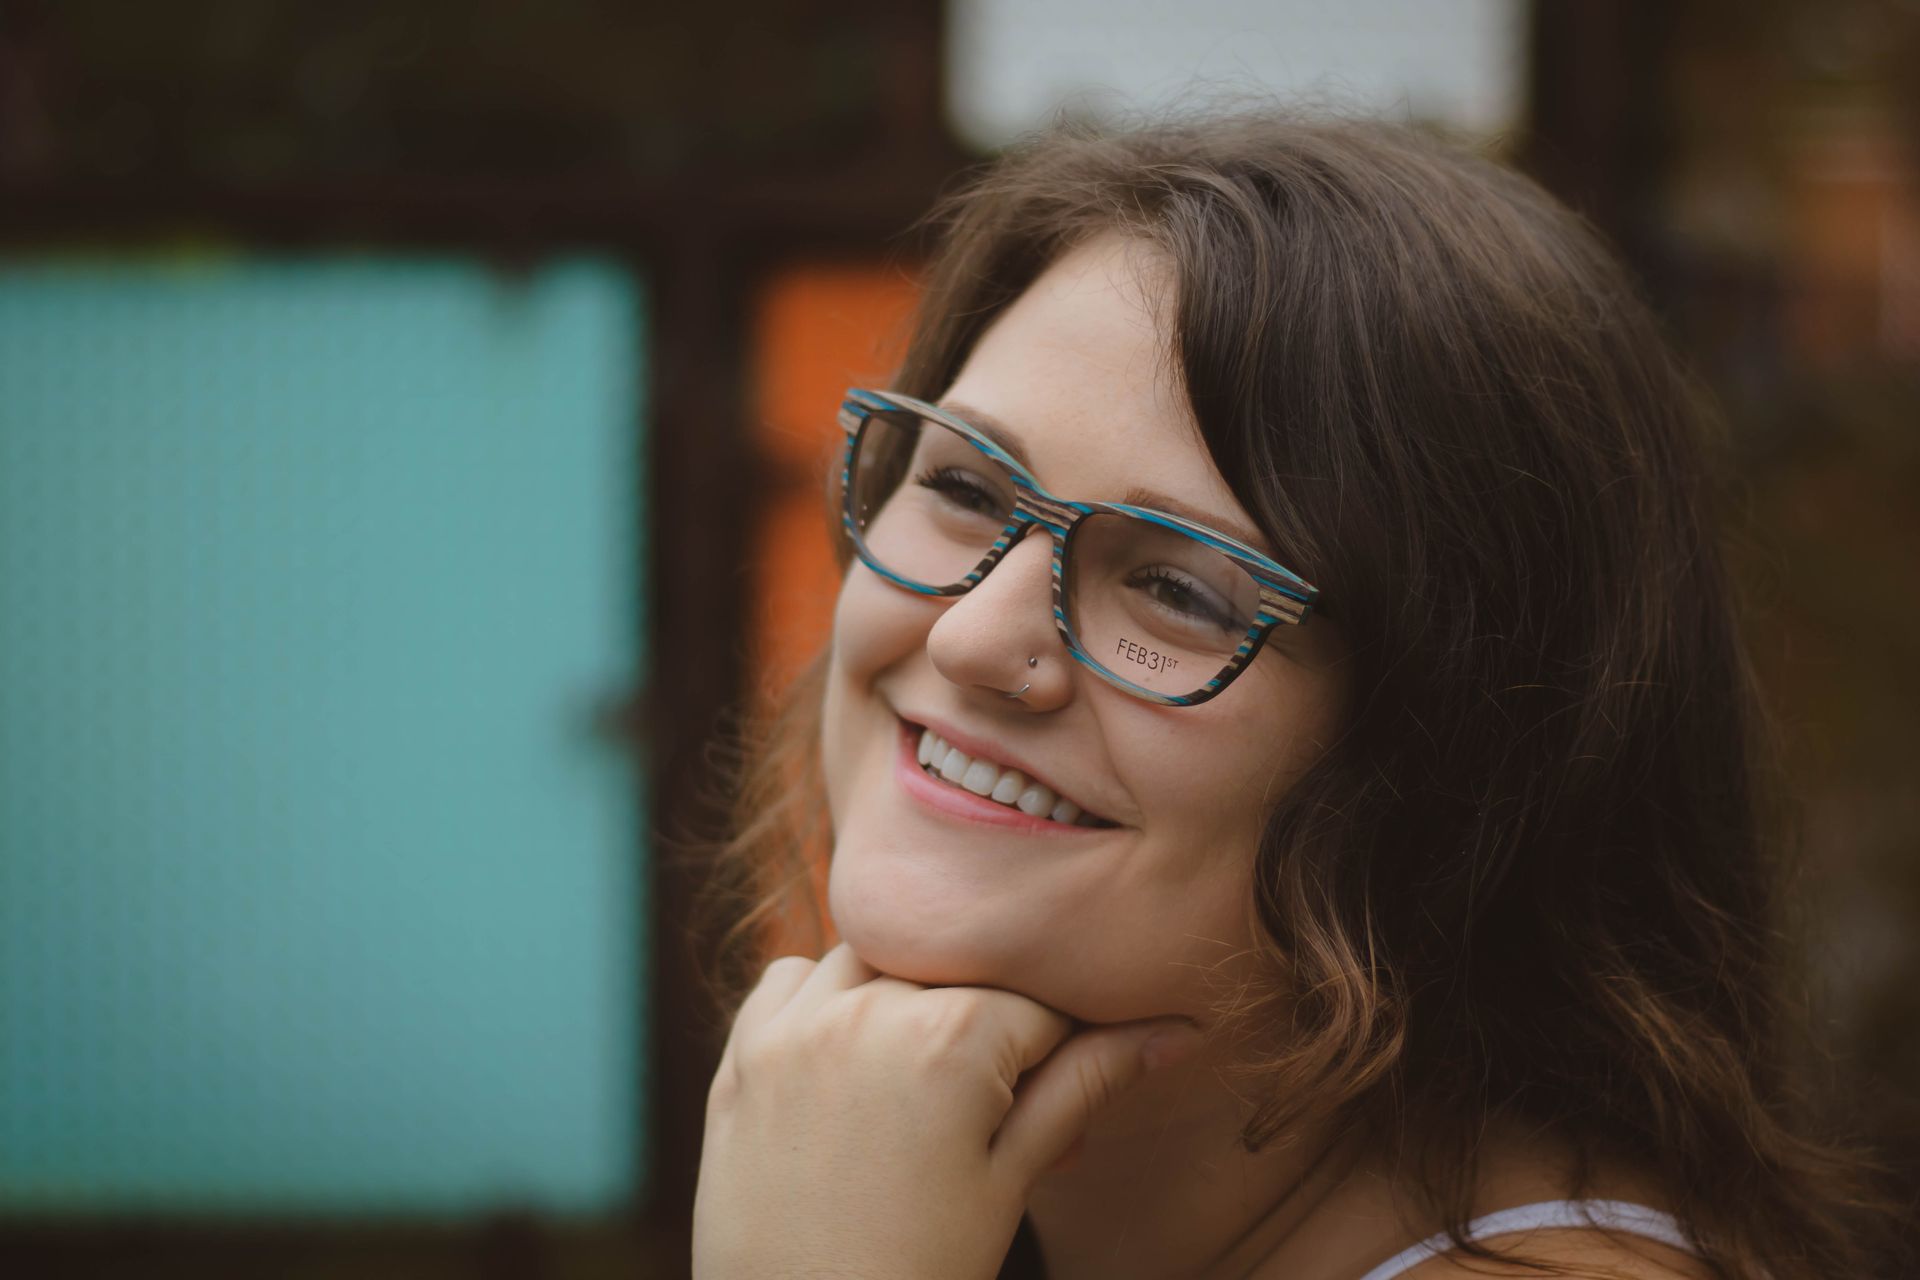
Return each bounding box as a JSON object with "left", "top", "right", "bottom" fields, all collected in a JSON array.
[{"left": 820, "top": 232, "right": 1348, "bottom": 1026}]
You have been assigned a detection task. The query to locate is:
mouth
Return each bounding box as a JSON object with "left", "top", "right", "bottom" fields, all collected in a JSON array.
[{"left": 896, "top": 717, "right": 1120, "bottom": 832}]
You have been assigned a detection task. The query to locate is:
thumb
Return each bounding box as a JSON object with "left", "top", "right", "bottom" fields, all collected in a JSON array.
[{"left": 991, "top": 1016, "right": 1203, "bottom": 1182}]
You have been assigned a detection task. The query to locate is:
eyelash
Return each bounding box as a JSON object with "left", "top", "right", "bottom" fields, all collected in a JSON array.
[
  {"left": 910, "top": 463, "right": 1253, "bottom": 633},
  {"left": 1129, "top": 566, "right": 1240, "bottom": 630},
  {"left": 914, "top": 466, "right": 1003, "bottom": 515}
]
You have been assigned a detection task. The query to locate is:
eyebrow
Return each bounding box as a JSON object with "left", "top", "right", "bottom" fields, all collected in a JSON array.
[
  {"left": 936, "top": 399, "right": 1276, "bottom": 556},
  {"left": 937, "top": 400, "right": 1038, "bottom": 471},
  {"left": 1114, "top": 487, "right": 1275, "bottom": 557}
]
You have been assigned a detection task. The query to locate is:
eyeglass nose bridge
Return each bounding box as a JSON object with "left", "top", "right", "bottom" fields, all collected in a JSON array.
[
  {"left": 938, "top": 471, "right": 1067, "bottom": 578},
  {"left": 948, "top": 483, "right": 1088, "bottom": 653}
]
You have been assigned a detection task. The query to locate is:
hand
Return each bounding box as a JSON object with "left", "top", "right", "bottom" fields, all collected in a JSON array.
[{"left": 691, "top": 941, "right": 1203, "bottom": 1280}]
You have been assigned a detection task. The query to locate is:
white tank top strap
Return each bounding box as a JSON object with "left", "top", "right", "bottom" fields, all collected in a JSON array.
[{"left": 1351, "top": 1199, "right": 1697, "bottom": 1280}]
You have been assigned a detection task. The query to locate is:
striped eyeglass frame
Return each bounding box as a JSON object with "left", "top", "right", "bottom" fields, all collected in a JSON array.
[{"left": 835, "top": 387, "right": 1321, "bottom": 708}]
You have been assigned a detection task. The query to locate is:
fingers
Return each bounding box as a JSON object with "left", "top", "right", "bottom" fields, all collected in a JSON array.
[
  {"left": 988, "top": 1016, "right": 1202, "bottom": 1188},
  {"left": 939, "top": 986, "right": 1076, "bottom": 1086},
  {"left": 729, "top": 953, "right": 818, "bottom": 1039},
  {"left": 714, "top": 952, "right": 820, "bottom": 1091},
  {"left": 766, "top": 939, "right": 884, "bottom": 1025},
  {"left": 730, "top": 940, "right": 883, "bottom": 1039}
]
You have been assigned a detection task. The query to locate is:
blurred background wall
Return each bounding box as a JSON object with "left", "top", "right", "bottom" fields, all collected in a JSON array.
[{"left": 0, "top": 1, "right": 1913, "bottom": 1276}]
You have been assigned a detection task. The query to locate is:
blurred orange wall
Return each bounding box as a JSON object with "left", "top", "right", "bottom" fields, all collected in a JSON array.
[
  {"left": 748, "top": 262, "right": 921, "bottom": 703},
  {"left": 744, "top": 262, "right": 920, "bottom": 957}
]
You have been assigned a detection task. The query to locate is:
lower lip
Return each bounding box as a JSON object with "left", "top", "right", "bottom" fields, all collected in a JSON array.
[{"left": 895, "top": 719, "right": 1111, "bottom": 837}]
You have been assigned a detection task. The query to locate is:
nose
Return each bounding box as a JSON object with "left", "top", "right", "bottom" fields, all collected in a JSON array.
[{"left": 923, "top": 523, "right": 1071, "bottom": 708}]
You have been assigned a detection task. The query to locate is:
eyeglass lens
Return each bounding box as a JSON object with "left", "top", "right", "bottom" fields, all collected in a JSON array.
[{"left": 847, "top": 408, "right": 1264, "bottom": 699}]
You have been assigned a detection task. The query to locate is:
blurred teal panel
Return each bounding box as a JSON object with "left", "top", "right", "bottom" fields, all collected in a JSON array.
[{"left": 0, "top": 255, "right": 647, "bottom": 1217}]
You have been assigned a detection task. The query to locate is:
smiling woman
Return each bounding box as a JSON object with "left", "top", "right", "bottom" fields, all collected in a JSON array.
[
  {"left": 817, "top": 234, "right": 1350, "bottom": 1039},
  {"left": 691, "top": 110, "right": 1904, "bottom": 1280}
]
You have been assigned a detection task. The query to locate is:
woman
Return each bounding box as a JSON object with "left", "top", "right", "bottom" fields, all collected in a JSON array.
[{"left": 690, "top": 110, "right": 1898, "bottom": 1279}]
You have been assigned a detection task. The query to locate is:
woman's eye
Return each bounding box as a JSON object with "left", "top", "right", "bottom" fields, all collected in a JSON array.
[
  {"left": 915, "top": 466, "right": 1006, "bottom": 516},
  {"left": 1132, "top": 568, "right": 1240, "bottom": 630}
]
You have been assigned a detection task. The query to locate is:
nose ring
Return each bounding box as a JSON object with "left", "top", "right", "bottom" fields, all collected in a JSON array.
[{"left": 1001, "top": 655, "right": 1039, "bottom": 699}]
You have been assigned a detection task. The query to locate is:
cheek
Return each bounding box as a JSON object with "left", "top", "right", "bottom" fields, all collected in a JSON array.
[
  {"left": 821, "top": 568, "right": 932, "bottom": 818},
  {"left": 830, "top": 567, "right": 928, "bottom": 682},
  {"left": 1112, "top": 658, "right": 1343, "bottom": 866}
]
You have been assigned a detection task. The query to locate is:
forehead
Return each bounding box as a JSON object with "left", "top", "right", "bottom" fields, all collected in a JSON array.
[{"left": 939, "top": 233, "right": 1251, "bottom": 525}]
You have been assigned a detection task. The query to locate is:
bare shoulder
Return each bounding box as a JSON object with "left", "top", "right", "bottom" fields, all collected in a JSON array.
[{"left": 1396, "top": 1227, "right": 1712, "bottom": 1280}]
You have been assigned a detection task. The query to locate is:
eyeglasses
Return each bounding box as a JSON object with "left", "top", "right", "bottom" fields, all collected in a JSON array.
[{"left": 835, "top": 388, "right": 1320, "bottom": 707}]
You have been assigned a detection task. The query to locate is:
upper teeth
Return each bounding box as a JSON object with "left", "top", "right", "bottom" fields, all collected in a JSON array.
[{"left": 917, "top": 727, "right": 1100, "bottom": 827}]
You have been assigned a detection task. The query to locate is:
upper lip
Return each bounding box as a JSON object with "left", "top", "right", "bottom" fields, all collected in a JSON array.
[{"left": 897, "top": 709, "right": 1114, "bottom": 824}]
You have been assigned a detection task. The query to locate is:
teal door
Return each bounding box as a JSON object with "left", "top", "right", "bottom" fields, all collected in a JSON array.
[{"left": 0, "top": 256, "right": 647, "bottom": 1216}]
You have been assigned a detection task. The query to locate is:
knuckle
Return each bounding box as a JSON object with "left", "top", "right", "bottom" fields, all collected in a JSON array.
[
  {"left": 889, "top": 992, "right": 989, "bottom": 1081},
  {"left": 817, "top": 988, "right": 880, "bottom": 1043},
  {"left": 758, "top": 954, "right": 814, "bottom": 987},
  {"left": 732, "top": 1027, "right": 791, "bottom": 1083},
  {"left": 914, "top": 990, "right": 988, "bottom": 1049},
  {"left": 705, "top": 1058, "right": 741, "bottom": 1115},
  {"left": 1074, "top": 1056, "right": 1118, "bottom": 1112}
]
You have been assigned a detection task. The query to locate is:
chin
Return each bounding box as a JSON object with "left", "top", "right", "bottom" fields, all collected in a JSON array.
[
  {"left": 823, "top": 848, "right": 1164, "bottom": 1026},
  {"left": 825, "top": 845, "right": 1019, "bottom": 989}
]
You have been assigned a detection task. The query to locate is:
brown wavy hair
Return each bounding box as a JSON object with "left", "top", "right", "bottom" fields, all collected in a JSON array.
[{"left": 694, "top": 108, "right": 1907, "bottom": 1278}]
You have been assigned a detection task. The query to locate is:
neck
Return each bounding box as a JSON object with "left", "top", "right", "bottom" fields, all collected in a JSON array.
[
  {"left": 1024, "top": 1058, "right": 1655, "bottom": 1280},
  {"left": 1022, "top": 1043, "right": 1365, "bottom": 1280}
]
